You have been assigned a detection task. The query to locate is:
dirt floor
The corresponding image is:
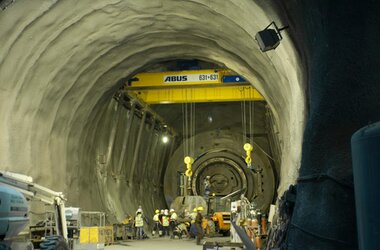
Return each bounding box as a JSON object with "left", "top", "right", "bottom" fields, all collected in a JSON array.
[{"left": 106, "top": 237, "right": 232, "bottom": 250}]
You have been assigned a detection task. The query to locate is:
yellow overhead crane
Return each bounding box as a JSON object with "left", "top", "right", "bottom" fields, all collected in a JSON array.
[{"left": 125, "top": 69, "right": 264, "bottom": 104}]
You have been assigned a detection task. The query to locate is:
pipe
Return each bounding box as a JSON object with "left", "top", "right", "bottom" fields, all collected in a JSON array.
[{"left": 220, "top": 188, "right": 243, "bottom": 200}]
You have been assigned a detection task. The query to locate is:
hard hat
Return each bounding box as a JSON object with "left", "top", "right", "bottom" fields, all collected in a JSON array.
[
  {"left": 197, "top": 206, "right": 204, "bottom": 211},
  {"left": 155, "top": 209, "right": 159, "bottom": 214},
  {"left": 160, "top": 209, "right": 164, "bottom": 213},
  {"left": 206, "top": 176, "right": 210, "bottom": 179},
  {"left": 137, "top": 208, "right": 142, "bottom": 213},
  {"left": 164, "top": 209, "right": 169, "bottom": 215},
  {"left": 170, "top": 208, "right": 175, "bottom": 212},
  {"left": 193, "top": 208, "right": 197, "bottom": 212}
]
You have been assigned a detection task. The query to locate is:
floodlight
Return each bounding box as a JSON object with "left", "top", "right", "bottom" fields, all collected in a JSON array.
[
  {"left": 255, "top": 21, "right": 289, "bottom": 52},
  {"left": 162, "top": 135, "right": 169, "bottom": 144}
]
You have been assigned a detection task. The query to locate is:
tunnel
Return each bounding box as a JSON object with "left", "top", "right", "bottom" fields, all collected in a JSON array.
[{"left": 1, "top": 0, "right": 380, "bottom": 249}]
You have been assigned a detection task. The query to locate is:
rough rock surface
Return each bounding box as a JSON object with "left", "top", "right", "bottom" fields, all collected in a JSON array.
[{"left": 0, "top": 0, "right": 304, "bottom": 221}]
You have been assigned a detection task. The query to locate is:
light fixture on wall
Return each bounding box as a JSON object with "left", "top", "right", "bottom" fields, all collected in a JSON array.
[
  {"left": 162, "top": 135, "right": 169, "bottom": 144},
  {"left": 161, "top": 124, "right": 170, "bottom": 144},
  {"left": 255, "top": 21, "right": 289, "bottom": 52}
]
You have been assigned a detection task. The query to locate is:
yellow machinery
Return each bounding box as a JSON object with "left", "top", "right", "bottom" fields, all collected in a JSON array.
[
  {"left": 79, "top": 211, "right": 113, "bottom": 247},
  {"left": 80, "top": 227, "right": 104, "bottom": 245},
  {"left": 125, "top": 69, "right": 264, "bottom": 104},
  {"left": 244, "top": 143, "right": 254, "bottom": 167},
  {"left": 211, "top": 212, "right": 231, "bottom": 236},
  {"left": 184, "top": 156, "right": 194, "bottom": 177},
  {"left": 79, "top": 226, "right": 113, "bottom": 246}
]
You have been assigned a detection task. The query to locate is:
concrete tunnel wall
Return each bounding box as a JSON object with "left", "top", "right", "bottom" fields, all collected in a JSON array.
[{"left": 0, "top": 1, "right": 304, "bottom": 224}]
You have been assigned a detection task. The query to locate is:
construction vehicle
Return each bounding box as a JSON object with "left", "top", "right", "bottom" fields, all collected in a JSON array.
[
  {"left": 0, "top": 170, "right": 69, "bottom": 250},
  {"left": 207, "top": 189, "right": 244, "bottom": 236},
  {"left": 210, "top": 212, "right": 231, "bottom": 236}
]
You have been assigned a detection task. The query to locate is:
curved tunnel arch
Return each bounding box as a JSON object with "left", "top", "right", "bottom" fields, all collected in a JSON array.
[{"left": 0, "top": 0, "right": 305, "bottom": 222}]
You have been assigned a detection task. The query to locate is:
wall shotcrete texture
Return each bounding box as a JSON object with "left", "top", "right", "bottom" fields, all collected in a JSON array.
[
  {"left": 0, "top": 0, "right": 304, "bottom": 223},
  {"left": 1, "top": 0, "right": 379, "bottom": 248}
]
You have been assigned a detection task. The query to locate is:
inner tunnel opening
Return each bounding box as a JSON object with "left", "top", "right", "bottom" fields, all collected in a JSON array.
[
  {"left": 87, "top": 59, "right": 282, "bottom": 224},
  {"left": 0, "top": 1, "right": 306, "bottom": 247}
]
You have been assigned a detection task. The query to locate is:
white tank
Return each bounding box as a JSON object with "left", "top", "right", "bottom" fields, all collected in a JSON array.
[{"left": 0, "top": 185, "right": 29, "bottom": 240}]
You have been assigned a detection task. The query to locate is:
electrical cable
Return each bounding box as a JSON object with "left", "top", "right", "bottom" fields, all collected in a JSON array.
[
  {"left": 249, "top": 99, "right": 252, "bottom": 143},
  {"left": 241, "top": 101, "right": 244, "bottom": 143},
  {"left": 182, "top": 103, "right": 186, "bottom": 157},
  {"left": 190, "top": 90, "right": 194, "bottom": 157},
  {"left": 192, "top": 103, "right": 196, "bottom": 157},
  {"left": 251, "top": 141, "right": 275, "bottom": 161},
  {"left": 243, "top": 98, "right": 247, "bottom": 142},
  {"left": 185, "top": 102, "right": 188, "bottom": 156},
  {"left": 189, "top": 102, "right": 191, "bottom": 157},
  {"left": 251, "top": 97, "right": 255, "bottom": 145}
]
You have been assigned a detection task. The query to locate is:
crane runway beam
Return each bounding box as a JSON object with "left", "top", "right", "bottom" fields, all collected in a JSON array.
[
  {"left": 127, "top": 86, "right": 264, "bottom": 104},
  {"left": 125, "top": 69, "right": 264, "bottom": 103}
]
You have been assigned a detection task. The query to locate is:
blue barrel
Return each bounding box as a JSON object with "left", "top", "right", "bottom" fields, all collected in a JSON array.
[{"left": 351, "top": 122, "right": 380, "bottom": 250}]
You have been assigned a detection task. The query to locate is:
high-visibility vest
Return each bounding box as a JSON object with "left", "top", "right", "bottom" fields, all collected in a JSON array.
[
  {"left": 162, "top": 215, "right": 170, "bottom": 226},
  {"left": 135, "top": 214, "right": 144, "bottom": 227},
  {"left": 170, "top": 212, "right": 178, "bottom": 221},
  {"left": 153, "top": 214, "right": 159, "bottom": 222}
]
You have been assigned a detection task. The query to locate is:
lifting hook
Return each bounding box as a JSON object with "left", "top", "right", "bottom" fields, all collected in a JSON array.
[
  {"left": 184, "top": 156, "right": 194, "bottom": 177},
  {"left": 244, "top": 143, "right": 253, "bottom": 167}
]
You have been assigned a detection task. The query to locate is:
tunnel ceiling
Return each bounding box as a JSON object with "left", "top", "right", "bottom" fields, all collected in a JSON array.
[
  {"left": 0, "top": 0, "right": 305, "bottom": 217},
  {"left": 140, "top": 59, "right": 224, "bottom": 73}
]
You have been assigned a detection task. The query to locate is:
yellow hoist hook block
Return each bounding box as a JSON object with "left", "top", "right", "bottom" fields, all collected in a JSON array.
[
  {"left": 244, "top": 143, "right": 253, "bottom": 167},
  {"left": 184, "top": 156, "right": 194, "bottom": 177}
]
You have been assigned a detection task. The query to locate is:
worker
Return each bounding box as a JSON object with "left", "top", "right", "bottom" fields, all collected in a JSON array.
[
  {"left": 135, "top": 208, "right": 144, "bottom": 240},
  {"left": 122, "top": 214, "right": 132, "bottom": 240},
  {"left": 195, "top": 206, "right": 204, "bottom": 245},
  {"left": 136, "top": 205, "right": 143, "bottom": 214},
  {"left": 183, "top": 209, "right": 190, "bottom": 219},
  {"left": 162, "top": 209, "right": 170, "bottom": 237},
  {"left": 152, "top": 209, "right": 160, "bottom": 237},
  {"left": 158, "top": 209, "right": 164, "bottom": 237},
  {"left": 190, "top": 208, "right": 197, "bottom": 224},
  {"left": 189, "top": 222, "right": 197, "bottom": 239},
  {"left": 169, "top": 208, "right": 178, "bottom": 238},
  {"left": 204, "top": 176, "right": 211, "bottom": 200}
]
